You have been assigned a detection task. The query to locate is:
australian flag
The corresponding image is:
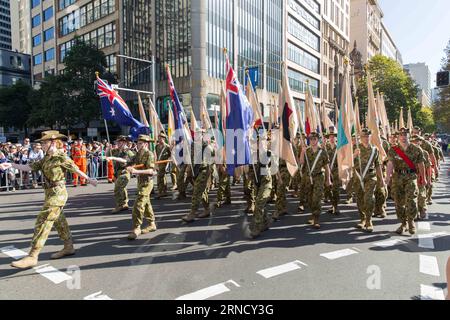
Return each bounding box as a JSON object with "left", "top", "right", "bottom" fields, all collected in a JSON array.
[
  {"left": 225, "top": 56, "right": 254, "bottom": 176},
  {"left": 96, "top": 76, "right": 149, "bottom": 140}
]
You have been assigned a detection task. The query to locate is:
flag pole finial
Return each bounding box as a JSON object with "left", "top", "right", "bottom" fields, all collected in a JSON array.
[
  {"left": 223, "top": 48, "right": 228, "bottom": 55},
  {"left": 95, "top": 71, "right": 99, "bottom": 77}
]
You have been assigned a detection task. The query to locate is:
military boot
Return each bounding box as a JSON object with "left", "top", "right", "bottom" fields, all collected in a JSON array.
[
  {"left": 396, "top": 221, "right": 407, "bottom": 235},
  {"left": 244, "top": 205, "right": 255, "bottom": 214},
  {"left": 313, "top": 215, "right": 321, "bottom": 229},
  {"left": 307, "top": 215, "right": 315, "bottom": 226},
  {"left": 247, "top": 222, "right": 262, "bottom": 239},
  {"left": 364, "top": 217, "right": 374, "bottom": 233},
  {"left": 356, "top": 212, "right": 365, "bottom": 229},
  {"left": 11, "top": 248, "right": 40, "bottom": 269},
  {"left": 112, "top": 205, "right": 129, "bottom": 214},
  {"left": 298, "top": 205, "right": 305, "bottom": 213},
  {"left": 224, "top": 198, "right": 232, "bottom": 205},
  {"left": 420, "top": 209, "right": 428, "bottom": 220},
  {"left": 141, "top": 222, "right": 157, "bottom": 234},
  {"left": 127, "top": 227, "right": 142, "bottom": 240},
  {"left": 51, "top": 240, "right": 75, "bottom": 259},
  {"left": 182, "top": 211, "right": 197, "bottom": 223},
  {"left": 197, "top": 207, "right": 211, "bottom": 219},
  {"left": 408, "top": 219, "right": 416, "bottom": 235}
]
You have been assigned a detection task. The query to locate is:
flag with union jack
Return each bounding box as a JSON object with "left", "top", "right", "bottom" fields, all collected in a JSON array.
[
  {"left": 225, "top": 54, "right": 254, "bottom": 176},
  {"left": 96, "top": 75, "right": 149, "bottom": 140}
]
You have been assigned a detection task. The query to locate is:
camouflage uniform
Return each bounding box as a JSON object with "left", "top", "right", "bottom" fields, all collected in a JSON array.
[
  {"left": 418, "top": 148, "right": 431, "bottom": 217},
  {"left": 304, "top": 146, "right": 329, "bottom": 226},
  {"left": 107, "top": 148, "right": 135, "bottom": 209},
  {"left": 155, "top": 142, "right": 171, "bottom": 196},
  {"left": 29, "top": 151, "right": 80, "bottom": 252},
  {"left": 274, "top": 159, "right": 291, "bottom": 219},
  {"left": 129, "top": 149, "right": 156, "bottom": 230},
  {"left": 216, "top": 164, "right": 231, "bottom": 206},
  {"left": 388, "top": 143, "right": 424, "bottom": 234},
  {"left": 354, "top": 144, "right": 381, "bottom": 231},
  {"left": 420, "top": 140, "right": 436, "bottom": 203},
  {"left": 374, "top": 138, "right": 390, "bottom": 217},
  {"left": 325, "top": 143, "right": 340, "bottom": 213}
]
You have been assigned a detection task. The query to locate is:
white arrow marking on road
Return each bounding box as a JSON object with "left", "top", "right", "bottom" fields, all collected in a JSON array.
[
  {"left": 34, "top": 264, "right": 72, "bottom": 284},
  {"left": 84, "top": 291, "right": 113, "bottom": 300},
  {"left": 373, "top": 239, "right": 407, "bottom": 248},
  {"left": 418, "top": 222, "right": 431, "bottom": 231},
  {"left": 419, "top": 255, "right": 440, "bottom": 277},
  {"left": 420, "top": 285, "right": 445, "bottom": 300},
  {"left": 175, "top": 280, "right": 241, "bottom": 300},
  {"left": 257, "top": 260, "right": 308, "bottom": 279},
  {"left": 320, "top": 249, "right": 359, "bottom": 260},
  {"left": 418, "top": 232, "right": 448, "bottom": 249},
  {"left": 0, "top": 246, "right": 28, "bottom": 260}
]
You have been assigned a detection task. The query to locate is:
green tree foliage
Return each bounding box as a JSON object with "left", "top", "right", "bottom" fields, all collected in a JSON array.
[
  {"left": 416, "top": 107, "right": 436, "bottom": 133},
  {"left": 0, "top": 81, "right": 33, "bottom": 135},
  {"left": 434, "top": 40, "right": 450, "bottom": 132},
  {"left": 355, "top": 55, "right": 431, "bottom": 130}
]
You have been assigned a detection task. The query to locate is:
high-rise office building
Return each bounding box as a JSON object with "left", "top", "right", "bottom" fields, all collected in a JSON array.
[
  {"left": 0, "top": 0, "right": 12, "bottom": 49},
  {"left": 404, "top": 62, "right": 432, "bottom": 107},
  {"left": 11, "top": 0, "right": 31, "bottom": 54}
]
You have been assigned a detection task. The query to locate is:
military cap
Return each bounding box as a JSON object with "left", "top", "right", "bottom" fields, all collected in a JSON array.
[
  {"left": 410, "top": 135, "right": 424, "bottom": 142},
  {"left": 360, "top": 128, "right": 372, "bottom": 136},
  {"left": 326, "top": 132, "right": 338, "bottom": 138},
  {"left": 158, "top": 132, "right": 168, "bottom": 139},
  {"left": 413, "top": 126, "right": 422, "bottom": 132},
  {"left": 116, "top": 135, "right": 130, "bottom": 142},
  {"left": 309, "top": 132, "right": 321, "bottom": 139},
  {"left": 36, "top": 130, "right": 68, "bottom": 142},
  {"left": 398, "top": 127, "right": 410, "bottom": 135},
  {"left": 424, "top": 133, "right": 431, "bottom": 139},
  {"left": 137, "top": 134, "right": 153, "bottom": 143}
]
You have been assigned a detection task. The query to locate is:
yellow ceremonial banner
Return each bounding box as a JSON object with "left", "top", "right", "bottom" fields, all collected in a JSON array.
[
  {"left": 378, "top": 93, "right": 391, "bottom": 137},
  {"left": 137, "top": 93, "right": 150, "bottom": 127},
  {"left": 149, "top": 98, "right": 166, "bottom": 136},
  {"left": 167, "top": 103, "right": 175, "bottom": 144},
  {"left": 407, "top": 107, "right": 414, "bottom": 132},
  {"left": 200, "top": 97, "right": 213, "bottom": 130},
  {"left": 367, "top": 72, "right": 387, "bottom": 160},
  {"left": 399, "top": 107, "right": 405, "bottom": 129},
  {"left": 353, "top": 98, "right": 362, "bottom": 136}
]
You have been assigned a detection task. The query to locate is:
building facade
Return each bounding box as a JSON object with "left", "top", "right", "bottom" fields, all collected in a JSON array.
[
  {"left": 404, "top": 62, "right": 432, "bottom": 107},
  {"left": 0, "top": 0, "right": 12, "bottom": 49},
  {"left": 321, "top": 0, "right": 350, "bottom": 112},
  {"left": 11, "top": 0, "right": 31, "bottom": 54},
  {"left": 380, "top": 22, "right": 401, "bottom": 65},
  {"left": 0, "top": 48, "right": 31, "bottom": 86}
]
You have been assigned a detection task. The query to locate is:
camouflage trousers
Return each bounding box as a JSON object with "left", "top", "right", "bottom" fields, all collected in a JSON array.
[
  {"left": 374, "top": 184, "right": 387, "bottom": 216},
  {"left": 250, "top": 175, "right": 272, "bottom": 231},
  {"left": 392, "top": 174, "right": 419, "bottom": 222},
  {"left": 297, "top": 174, "right": 308, "bottom": 207},
  {"left": 217, "top": 169, "right": 231, "bottom": 202},
  {"left": 170, "top": 165, "right": 178, "bottom": 188},
  {"left": 114, "top": 172, "right": 131, "bottom": 208},
  {"left": 275, "top": 167, "right": 291, "bottom": 214},
  {"left": 292, "top": 169, "right": 302, "bottom": 192},
  {"left": 132, "top": 181, "right": 155, "bottom": 229},
  {"left": 305, "top": 174, "right": 325, "bottom": 217},
  {"left": 157, "top": 164, "right": 168, "bottom": 195},
  {"left": 330, "top": 171, "right": 340, "bottom": 209},
  {"left": 426, "top": 179, "right": 434, "bottom": 203},
  {"left": 355, "top": 177, "right": 377, "bottom": 220},
  {"left": 177, "top": 164, "right": 193, "bottom": 195},
  {"left": 418, "top": 184, "right": 428, "bottom": 213},
  {"left": 270, "top": 175, "right": 277, "bottom": 201},
  {"left": 31, "top": 206, "right": 72, "bottom": 252},
  {"left": 191, "top": 168, "right": 211, "bottom": 213}
]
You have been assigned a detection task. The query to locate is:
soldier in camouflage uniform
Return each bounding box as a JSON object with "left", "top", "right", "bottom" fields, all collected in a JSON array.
[
  {"left": 411, "top": 135, "right": 432, "bottom": 220},
  {"left": 299, "top": 132, "right": 332, "bottom": 229},
  {"left": 386, "top": 128, "right": 426, "bottom": 236},
  {"left": 247, "top": 134, "right": 273, "bottom": 239},
  {"left": 216, "top": 163, "right": 231, "bottom": 208},
  {"left": 0, "top": 131, "right": 97, "bottom": 269},
  {"left": 374, "top": 134, "right": 390, "bottom": 218},
  {"left": 353, "top": 129, "right": 385, "bottom": 232},
  {"left": 325, "top": 132, "right": 340, "bottom": 215},
  {"left": 182, "top": 130, "right": 214, "bottom": 223},
  {"left": 106, "top": 136, "right": 135, "bottom": 213},
  {"left": 273, "top": 157, "right": 292, "bottom": 220},
  {"left": 297, "top": 134, "right": 308, "bottom": 213},
  {"left": 155, "top": 133, "right": 172, "bottom": 199}
]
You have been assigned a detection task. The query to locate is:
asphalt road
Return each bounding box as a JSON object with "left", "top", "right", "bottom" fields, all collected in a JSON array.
[{"left": 0, "top": 159, "right": 449, "bottom": 300}]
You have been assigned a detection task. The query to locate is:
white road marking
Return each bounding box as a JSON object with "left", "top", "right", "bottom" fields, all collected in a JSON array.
[
  {"left": 34, "top": 264, "right": 72, "bottom": 284},
  {"left": 0, "top": 246, "right": 28, "bottom": 260},
  {"left": 420, "top": 285, "right": 445, "bottom": 300},
  {"left": 84, "top": 291, "right": 113, "bottom": 300},
  {"left": 419, "top": 255, "right": 440, "bottom": 277},
  {"left": 418, "top": 222, "right": 431, "bottom": 231},
  {"left": 418, "top": 232, "right": 448, "bottom": 249},
  {"left": 176, "top": 280, "right": 241, "bottom": 300},
  {"left": 257, "top": 260, "right": 308, "bottom": 279},
  {"left": 373, "top": 239, "right": 407, "bottom": 248},
  {"left": 320, "top": 249, "right": 359, "bottom": 260}
]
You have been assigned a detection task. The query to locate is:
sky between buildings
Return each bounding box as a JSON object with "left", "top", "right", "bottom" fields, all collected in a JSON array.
[{"left": 378, "top": 0, "right": 450, "bottom": 86}]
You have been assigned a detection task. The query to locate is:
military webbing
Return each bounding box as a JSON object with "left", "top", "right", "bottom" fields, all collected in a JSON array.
[{"left": 361, "top": 146, "right": 377, "bottom": 180}]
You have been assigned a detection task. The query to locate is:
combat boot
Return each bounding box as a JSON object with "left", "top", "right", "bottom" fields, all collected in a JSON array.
[
  {"left": 11, "top": 248, "right": 40, "bottom": 269},
  {"left": 364, "top": 217, "right": 374, "bottom": 233},
  {"left": 244, "top": 205, "right": 255, "bottom": 214},
  {"left": 420, "top": 209, "right": 428, "bottom": 220},
  {"left": 313, "top": 215, "right": 321, "bottom": 229},
  {"left": 51, "top": 240, "right": 75, "bottom": 259},
  {"left": 141, "top": 222, "right": 157, "bottom": 234},
  {"left": 307, "top": 216, "right": 315, "bottom": 226},
  {"left": 408, "top": 219, "right": 416, "bottom": 235},
  {"left": 247, "top": 223, "right": 262, "bottom": 239},
  {"left": 356, "top": 212, "right": 365, "bottom": 229},
  {"left": 197, "top": 207, "right": 211, "bottom": 219},
  {"left": 396, "top": 221, "right": 407, "bottom": 235},
  {"left": 127, "top": 227, "right": 142, "bottom": 240},
  {"left": 298, "top": 205, "right": 305, "bottom": 213},
  {"left": 224, "top": 198, "right": 232, "bottom": 205},
  {"left": 111, "top": 205, "right": 129, "bottom": 214},
  {"left": 182, "top": 211, "right": 197, "bottom": 223}
]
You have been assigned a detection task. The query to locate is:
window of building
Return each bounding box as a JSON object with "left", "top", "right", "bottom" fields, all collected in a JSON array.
[
  {"left": 32, "top": 34, "right": 41, "bottom": 47},
  {"left": 288, "top": 68, "right": 320, "bottom": 97},
  {"left": 44, "top": 27, "right": 54, "bottom": 41},
  {"left": 106, "top": 54, "right": 116, "bottom": 73},
  {"left": 31, "top": 0, "right": 40, "bottom": 9},
  {"left": 43, "top": 7, "right": 53, "bottom": 21},
  {"left": 288, "top": 0, "right": 320, "bottom": 30},
  {"left": 287, "top": 15, "right": 320, "bottom": 52},
  {"left": 287, "top": 42, "right": 319, "bottom": 73},
  {"left": 33, "top": 53, "right": 42, "bottom": 65},
  {"left": 44, "top": 48, "right": 55, "bottom": 61},
  {"left": 59, "top": 0, "right": 76, "bottom": 11},
  {"left": 32, "top": 14, "right": 41, "bottom": 28}
]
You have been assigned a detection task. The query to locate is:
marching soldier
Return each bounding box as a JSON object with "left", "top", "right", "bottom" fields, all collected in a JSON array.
[
  {"left": 421, "top": 133, "right": 438, "bottom": 205},
  {"left": 325, "top": 132, "right": 340, "bottom": 215},
  {"left": 273, "top": 157, "right": 291, "bottom": 220},
  {"left": 374, "top": 132, "right": 390, "bottom": 218},
  {"left": 386, "top": 128, "right": 426, "bottom": 236},
  {"left": 155, "top": 133, "right": 172, "bottom": 199},
  {"left": 246, "top": 134, "right": 273, "bottom": 239},
  {"left": 106, "top": 136, "right": 135, "bottom": 213},
  {"left": 71, "top": 137, "right": 88, "bottom": 187},
  {"left": 411, "top": 135, "right": 432, "bottom": 220},
  {"left": 299, "top": 132, "right": 332, "bottom": 229},
  {"left": 353, "top": 129, "right": 385, "bottom": 232},
  {"left": 0, "top": 131, "right": 97, "bottom": 269},
  {"left": 182, "top": 129, "right": 214, "bottom": 223},
  {"left": 297, "top": 133, "right": 308, "bottom": 213}
]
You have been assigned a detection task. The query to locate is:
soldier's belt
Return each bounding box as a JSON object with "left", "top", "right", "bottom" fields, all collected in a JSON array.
[
  {"left": 395, "top": 169, "right": 416, "bottom": 175},
  {"left": 43, "top": 180, "right": 66, "bottom": 189}
]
